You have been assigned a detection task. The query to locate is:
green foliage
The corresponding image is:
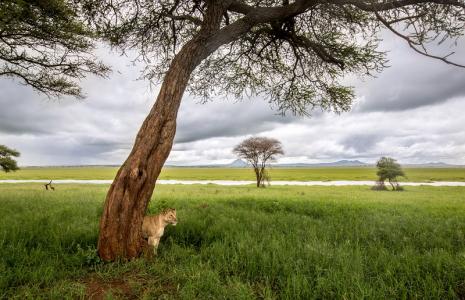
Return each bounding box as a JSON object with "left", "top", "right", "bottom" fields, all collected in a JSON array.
[
  {"left": 0, "top": 0, "right": 109, "bottom": 97},
  {"left": 1, "top": 184, "right": 465, "bottom": 298},
  {"left": 376, "top": 157, "right": 406, "bottom": 190},
  {"left": 0, "top": 145, "right": 20, "bottom": 172},
  {"left": 396, "top": 185, "right": 405, "bottom": 191}
]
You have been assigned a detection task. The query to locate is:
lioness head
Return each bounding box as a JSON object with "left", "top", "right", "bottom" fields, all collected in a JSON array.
[{"left": 163, "top": 208, "right": 177, "bottom": 226}]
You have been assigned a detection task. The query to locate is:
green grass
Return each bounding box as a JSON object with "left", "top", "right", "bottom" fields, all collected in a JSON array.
[
  {"left": 1, "top": 184, "right": 465, "bottom": 299},
  {"left": 1, "top": 166, "right": 464, "bottom": 181}
]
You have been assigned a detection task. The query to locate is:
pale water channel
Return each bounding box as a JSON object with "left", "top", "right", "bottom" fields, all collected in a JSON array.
[{"left": 1, "top": 179, "right": 465, "bottom": 186}]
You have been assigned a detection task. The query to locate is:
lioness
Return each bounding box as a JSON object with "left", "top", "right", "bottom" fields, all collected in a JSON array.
[{"left": 142, "top": 208, "right": 177, "bottom": 253}]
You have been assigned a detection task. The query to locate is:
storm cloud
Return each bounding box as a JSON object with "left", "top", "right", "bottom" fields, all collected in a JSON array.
[
  {"left": 356, "top": 33, "right": 465, "bottom": 112},
  {"left": 175, "top": 97, "right": 298, "bottom": 144}
]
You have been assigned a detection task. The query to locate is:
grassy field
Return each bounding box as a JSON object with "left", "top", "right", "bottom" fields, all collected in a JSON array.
[
  {"left": 1, "top": 166, "right": 464, "bottom": 182},
  {"left": 1, "top": 184, "right": 465, "bottom": 299}
]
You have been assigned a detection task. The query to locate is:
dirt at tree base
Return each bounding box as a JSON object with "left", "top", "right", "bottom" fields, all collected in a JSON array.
[
  {"left": 83, "top": 275, "right": 136, "bottom": 300},
  {"left": 82, "top": 271, "right": 177, "bottom": 299}
]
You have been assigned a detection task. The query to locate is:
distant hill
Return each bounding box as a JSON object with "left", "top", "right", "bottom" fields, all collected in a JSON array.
[
  {"left": 228, "top": 159, "right": 249, "bottom": 167},
  {"left": 167, "top": 159, "right": 370, "bottom": 168},
  {"left": 403, "top": 162, "right": 460, "bottom": 168},
  {"left": 22, "top": 160, "right": 464, "bottom": 168},
  {"left": 274, "top": 160, "right": 368, "bottom": 168},
  {"left": 190, "top": 160, "right": 463, "bottom": 168}
]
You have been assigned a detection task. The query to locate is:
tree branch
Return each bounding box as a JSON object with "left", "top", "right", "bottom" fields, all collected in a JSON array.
[
  {"left": 374, "top": 11, "right": 465, "bottom": 68},
  {"left": 332, "top": 0, "right": 465, "bottom": 11},
  {"left": 205, "top": 0, "right": 318, "bottom": 53},
  {"left": 163, "top": 13, "right": 203, "bottom": 25}
]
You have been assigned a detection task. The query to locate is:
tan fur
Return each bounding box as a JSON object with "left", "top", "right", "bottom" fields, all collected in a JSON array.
[{"left": 142, "top": 208, "right": 177, "bottom": 253}]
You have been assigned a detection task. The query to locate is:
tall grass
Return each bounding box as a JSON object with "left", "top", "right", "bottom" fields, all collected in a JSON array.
[{"left": 1, "top": 184, "right": 465, "bottom": 299}]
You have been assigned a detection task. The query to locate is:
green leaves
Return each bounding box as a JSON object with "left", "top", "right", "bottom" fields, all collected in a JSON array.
[
  {"left": 0, "top": 0, "right": 109, "bottom": 97},
  {"left": 0, "top": 145, "right": 20, "bottom": 172},
  {"left": 376, "top": 157, "right": 406, "bottom": 183}
]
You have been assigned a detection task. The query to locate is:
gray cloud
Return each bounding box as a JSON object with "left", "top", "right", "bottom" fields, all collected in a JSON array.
[
  {"left": 175, "top": 97, "right": 298, "bottom": 144},
  {"left": 1, "top": 38, "right": 465, "bottom": 166},
  {"left": 0, "top": 81, "right": 58, "bottom": 135},
  {"left": 355, "top": 33, "right": 465, "bottom": 112},
  {"left": 341, "top": 134, "right": 381, "bottom": 153}
]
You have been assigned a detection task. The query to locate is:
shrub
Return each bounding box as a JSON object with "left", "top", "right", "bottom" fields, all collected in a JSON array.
[{"left": 371, "top": 181, "right": 388, "bottom": 191}]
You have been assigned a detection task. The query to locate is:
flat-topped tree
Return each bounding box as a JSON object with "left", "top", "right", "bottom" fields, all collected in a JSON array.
[
  {"left": 0, "top": 0, "right": 108, "bottom": 97},
  {"left": 83, "top": 0, "right": 465, "bottom": 260},
  {"left": 234, "top": 137, "right": 284, "bottom": 187}
]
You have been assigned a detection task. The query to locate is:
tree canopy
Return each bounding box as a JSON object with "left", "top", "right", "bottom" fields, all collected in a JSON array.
[
  {"left": 0, "top": 0, "right": 109, "bottom": 97},
  {"left": 0, "top": 145, "right": 20, "bottom": 172},
  {"left": 83, "top": 0, "right": 465, "bottom": 115}
]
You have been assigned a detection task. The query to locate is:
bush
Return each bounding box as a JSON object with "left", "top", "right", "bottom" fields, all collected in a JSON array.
[
  {"left": 371, "top": 181, "right": 388, "bottom": 191},
  {"left": 394, "top": 184, "right": 404, "bottom": 191},
  {"left": 372, "top": 181, "right": 405, "bottom": 191}
]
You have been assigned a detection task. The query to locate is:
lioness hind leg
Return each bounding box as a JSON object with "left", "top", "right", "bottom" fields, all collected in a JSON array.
[{"left": 142, "top": 241, "right": 154, "bottom": 260}]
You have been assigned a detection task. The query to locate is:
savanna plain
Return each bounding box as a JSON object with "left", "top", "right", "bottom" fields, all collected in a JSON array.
[
  {"left": 2, "top": 172, "right": 465, "bottom": 299},
  {"left": 1, "top": 166, "right": 464, "bottom": 182}
]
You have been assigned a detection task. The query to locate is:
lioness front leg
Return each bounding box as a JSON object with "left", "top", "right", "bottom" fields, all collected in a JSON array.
[{"left": 148, "top": 236, "right": 160, "bottom": 254}]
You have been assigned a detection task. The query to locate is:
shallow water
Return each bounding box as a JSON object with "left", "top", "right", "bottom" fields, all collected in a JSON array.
[{"left": 1, "top": 179, "right": 465, "bottom": 186}]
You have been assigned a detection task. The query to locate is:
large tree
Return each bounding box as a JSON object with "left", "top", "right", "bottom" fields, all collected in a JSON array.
[
  {"left": 0, "top": 0, "right": 108, "bottom": 97},
  {"left": 81, "top": 0, "right": 465, "bottom": 260},
  {"left": 234, "top": 137, "right": 284, "bottom": 187}
]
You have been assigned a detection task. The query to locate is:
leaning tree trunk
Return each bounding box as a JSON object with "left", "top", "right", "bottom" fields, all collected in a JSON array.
[
  {"left": 97, "top": 1, "right": 247, "bottom": 261},
  {"left": 98, "top": 40, "right": 209, "bottom": 261},
  {"left": 388, "top": 179, "right": 395, "bottom": 191}
]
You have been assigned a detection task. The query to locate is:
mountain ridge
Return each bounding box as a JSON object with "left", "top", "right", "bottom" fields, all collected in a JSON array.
[{"left": 21, "top": 160, "right": 464, "bottom": 168}]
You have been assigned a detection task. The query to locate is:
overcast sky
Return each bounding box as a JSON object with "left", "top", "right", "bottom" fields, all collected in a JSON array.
[{"left": 1, "top": 32, "right": 465, "bottom": 166}]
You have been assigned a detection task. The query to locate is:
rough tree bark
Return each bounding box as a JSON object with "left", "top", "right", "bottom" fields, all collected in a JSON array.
[
  {"left": 256, "top": 167, "right": 266, "bottom": 187},
  {"left": 254, "top": 168, "right": 262, "bottom": 187},
  {"left": 97, "top": 3, "right": 227, "bottom": 261}
]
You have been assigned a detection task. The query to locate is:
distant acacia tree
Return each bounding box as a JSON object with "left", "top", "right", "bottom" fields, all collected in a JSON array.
[
  {"left": 233, "top": 137, "right": 284, "bottom": 187},
  {"left": 0, "top": 0, "right": 108, "bottom": 97},
  {"left": 375, "top": 157, "right": 405, "bottom": 191},
  {"left": 0, "top": 145, "right": 20, "bottom": 173}
]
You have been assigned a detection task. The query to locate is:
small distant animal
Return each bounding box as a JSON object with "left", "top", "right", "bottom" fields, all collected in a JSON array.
[
  {"left": 44, "top": 180, "right": 55, "bottom": 191},
  {"left": 142, "top": 208, "right": 177, "bottom": 253}
]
